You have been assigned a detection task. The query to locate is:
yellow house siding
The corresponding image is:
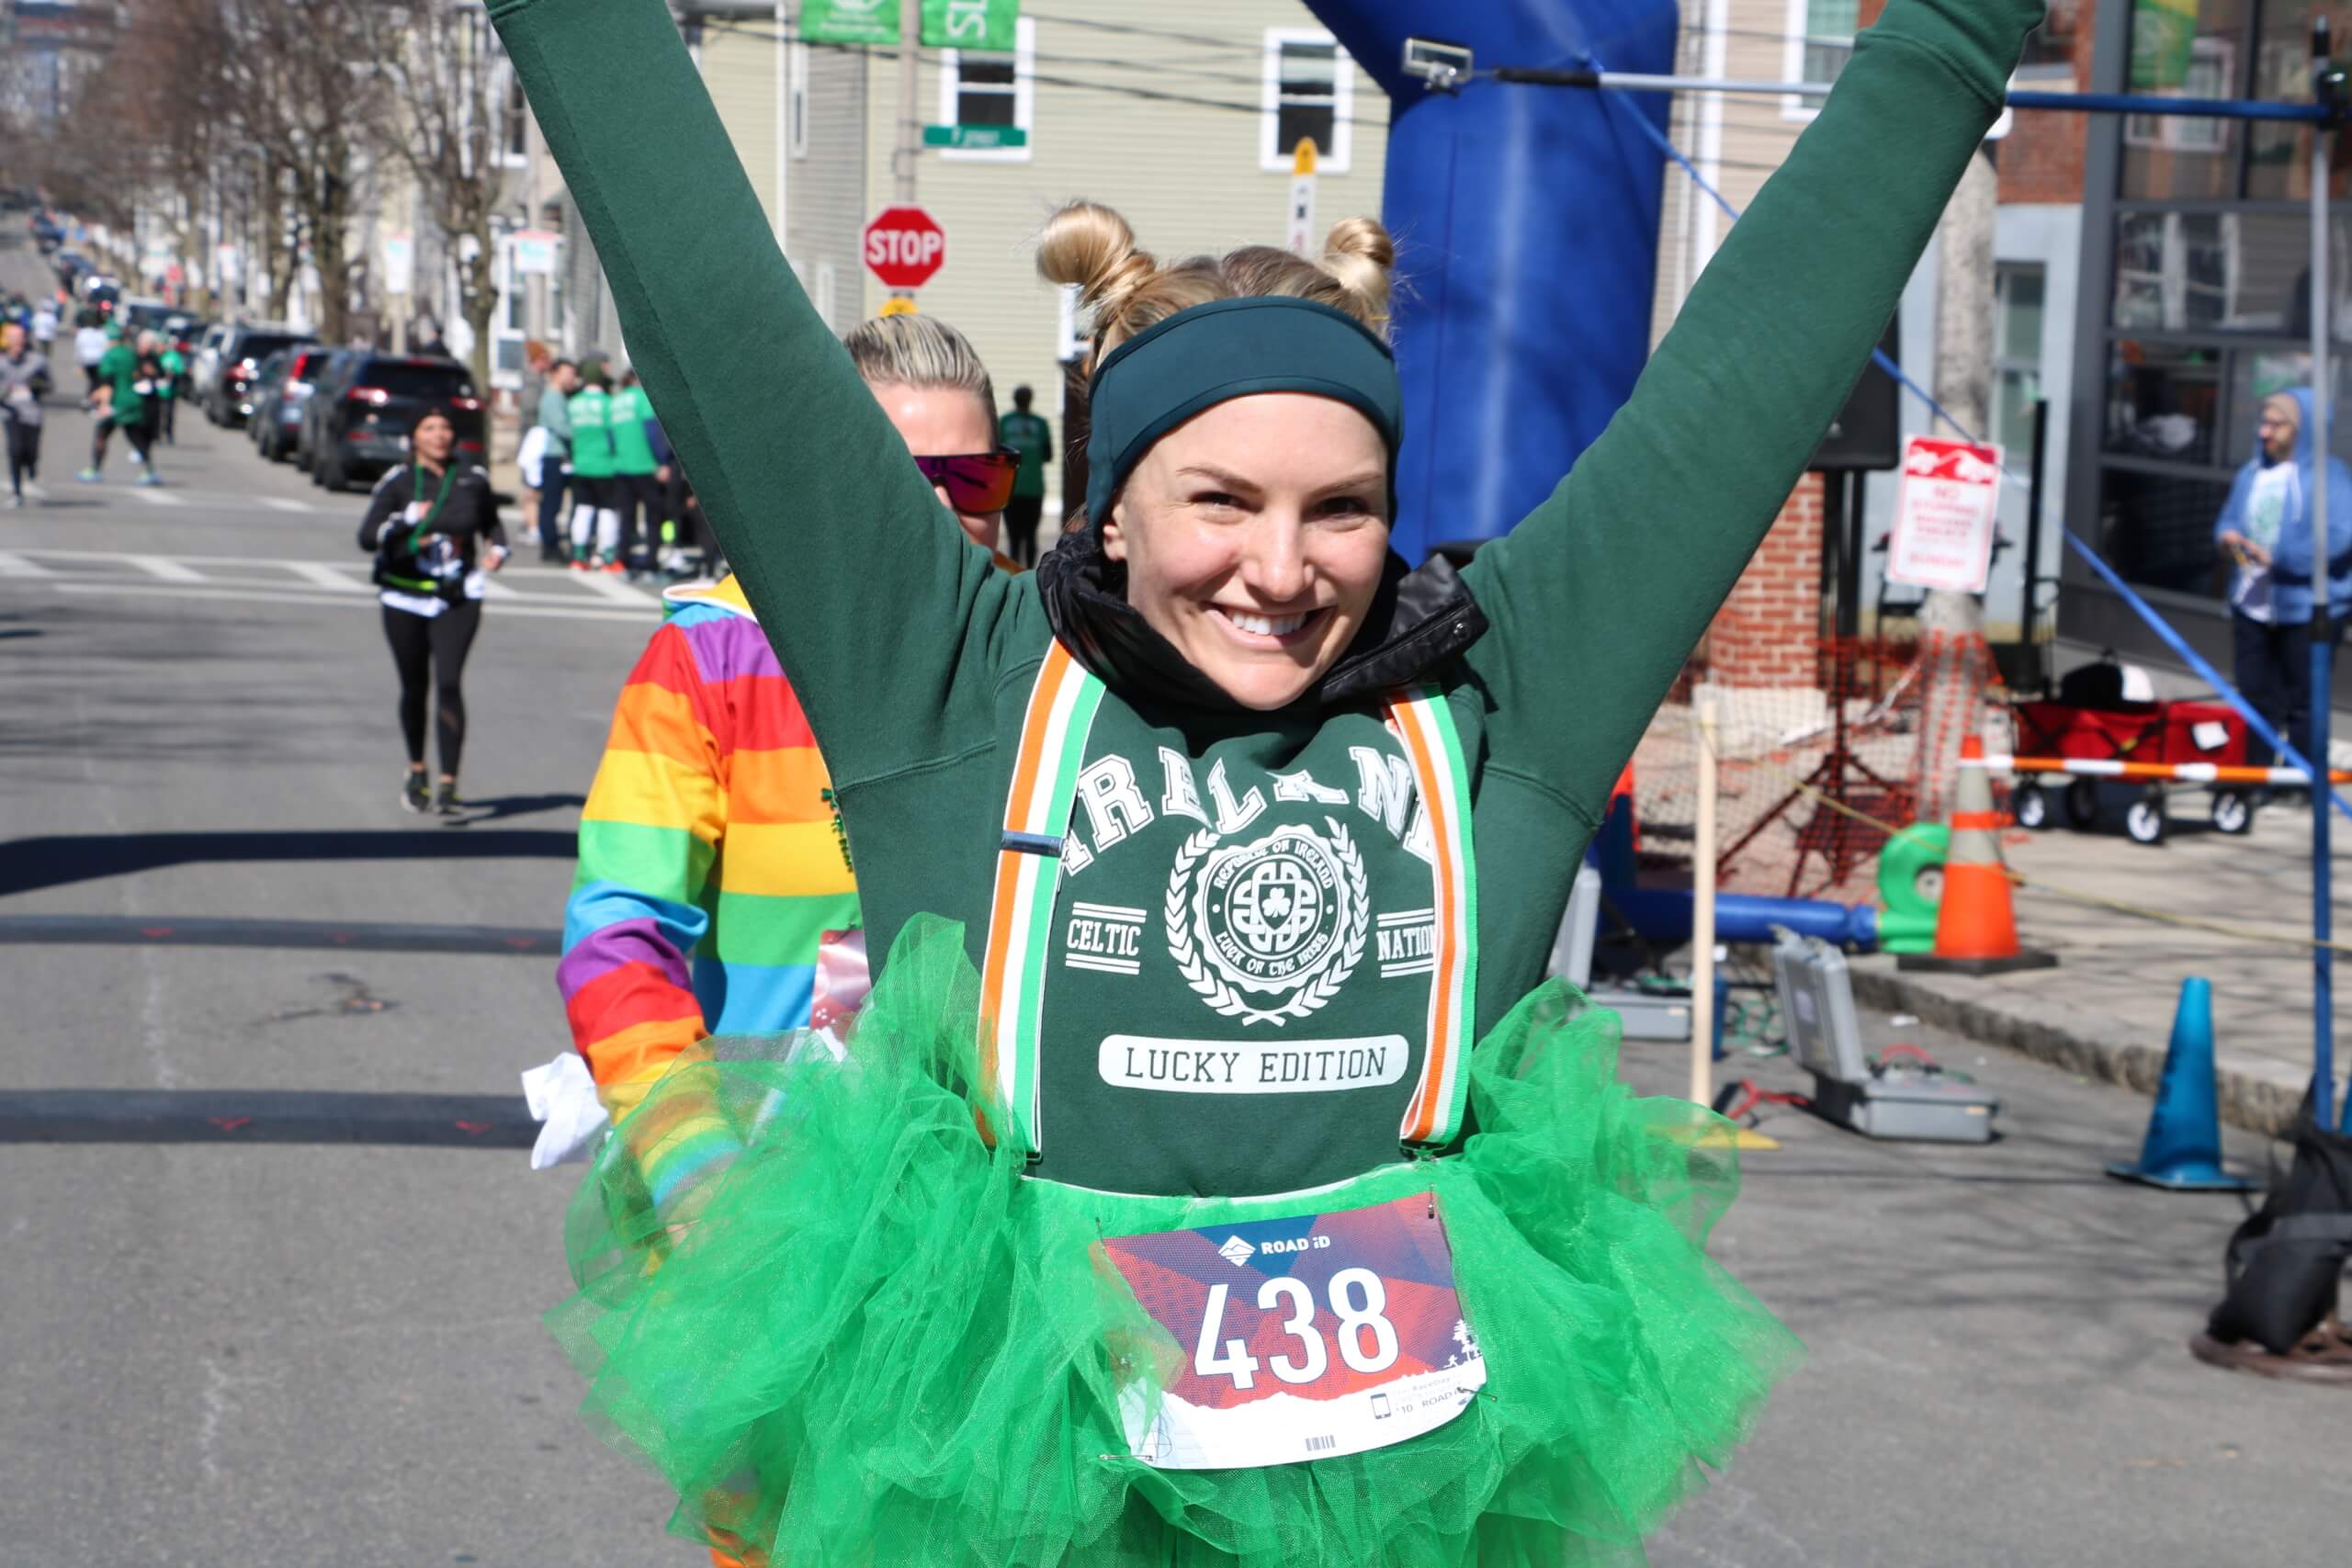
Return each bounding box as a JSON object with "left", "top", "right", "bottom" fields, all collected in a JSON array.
[
  {"left": 703, "top": 27, "right": 783, "bottom": 238},
  {"left": 857, "top": 1, "right": 1390, "bottom": 516},
  {"left": 1648, "top": 0, "right": 1813, "bottom": 350}
]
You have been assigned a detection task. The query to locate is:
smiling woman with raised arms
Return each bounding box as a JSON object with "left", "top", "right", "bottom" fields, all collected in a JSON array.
[{"left": 489, "top": 0, "right": 2043, "bottom": 1562}]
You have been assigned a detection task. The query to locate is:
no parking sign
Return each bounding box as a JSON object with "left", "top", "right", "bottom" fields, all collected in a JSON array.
[{"left": 1887, "top": 435, "right": 2004, "bottom": 594}]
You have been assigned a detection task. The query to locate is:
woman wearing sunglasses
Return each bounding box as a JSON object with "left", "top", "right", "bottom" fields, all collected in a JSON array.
[
  {"left": 842, "top": 312, "right": 1023, "bottom": 565},
  {"left": 492, "top": 0, "right": 2039, "bottom": 1562}
]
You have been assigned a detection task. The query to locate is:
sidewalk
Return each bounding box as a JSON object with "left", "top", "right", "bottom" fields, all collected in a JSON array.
[{"left": 1851, "top": 794, "right": 2352, "bottom": 1135}]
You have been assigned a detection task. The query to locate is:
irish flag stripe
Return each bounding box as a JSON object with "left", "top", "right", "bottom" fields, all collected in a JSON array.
[
  {"left": 979, "top": 643, "right": 1092, "bottom": 1148},
  {"left": 1006, "top": 673, "right": 1104, "bottom": 1148},
  {"left": 1393, "top": 686, "right": 1476, "bottom": 1148}
]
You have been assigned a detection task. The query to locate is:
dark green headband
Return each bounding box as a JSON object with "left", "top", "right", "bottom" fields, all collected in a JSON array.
[{"left": 1083, "top": 296, "right": 1402, "bottom": 528}]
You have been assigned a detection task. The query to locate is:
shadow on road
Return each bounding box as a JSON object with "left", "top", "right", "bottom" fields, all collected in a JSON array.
[
  {"left": 442, "top": 793, "right": 587, "bottom": 824},
  {"left": 0, "top": 828, "right": 578, "bottom": 896}
]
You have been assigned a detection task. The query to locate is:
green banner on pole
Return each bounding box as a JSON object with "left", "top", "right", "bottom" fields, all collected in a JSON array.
[
  {"left": 922, "top": 0, "right": 1019, "bottom": 52},
  {"left": 2129, "top": 0, "right": 2199, "bottom": 90},
  {"left": 804, "top": 0, "right": 899, "bottom": 48}
]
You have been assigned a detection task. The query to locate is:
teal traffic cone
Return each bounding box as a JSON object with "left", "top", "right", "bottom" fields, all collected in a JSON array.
[{"left": 2105, "top": 977, "right": 2259, "bottom": 1191}]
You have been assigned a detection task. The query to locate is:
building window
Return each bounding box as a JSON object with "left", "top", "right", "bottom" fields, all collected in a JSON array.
[
  {"left": 2124, "top": 37, "right": 2232, "bottom": 153},
  {"left": 937, "top": 16, "right": 1034, "bottom": 164},
  {"left": 1261, "top": 28, "right": 1353, "bottom": 173},
  {"left": 1992, "top": 265, "right": 2046, "bottom": 461},
  {"left": 501, "top": 62, "right": 529, "bottom": 164},
  {"left": 1783, "top": 0, "right": 1857, "bottom": 118}
]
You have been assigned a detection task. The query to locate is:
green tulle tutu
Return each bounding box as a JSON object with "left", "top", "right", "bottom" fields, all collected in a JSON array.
[{"left": 551, "top": 918, "right": 1802, "bottom": 1566}]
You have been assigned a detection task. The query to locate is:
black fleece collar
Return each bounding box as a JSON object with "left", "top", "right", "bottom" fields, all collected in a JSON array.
[{"left": 1035, "top": 525, "right": 1488, "bottom": 715}]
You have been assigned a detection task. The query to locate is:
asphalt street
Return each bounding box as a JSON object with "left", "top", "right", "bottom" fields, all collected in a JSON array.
[{"left": 4, "top": 227, "right": 2346, "bottom": 1566}]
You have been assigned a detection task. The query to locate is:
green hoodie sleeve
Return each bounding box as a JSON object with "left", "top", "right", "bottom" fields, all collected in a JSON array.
[
  {"left": 1458, "top": 0, "right": 2040, "bottom": 827},
  {"left": 487, "top": 0, "right": 1016, "bottom": 786}
]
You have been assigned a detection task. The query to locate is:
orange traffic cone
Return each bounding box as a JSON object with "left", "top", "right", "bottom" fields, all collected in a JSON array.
[{"left": 1897, "top": 736, "right": 2058, "bottom": 976}]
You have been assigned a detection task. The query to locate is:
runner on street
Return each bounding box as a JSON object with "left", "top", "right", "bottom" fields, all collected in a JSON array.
[
  {"left": 566, "top": 359, "right": 619, "bottom": 572},
  {"left": 358, "top": 409, "right": 511, "bottom": 815},
  {"left": 1, "top": 321, "right": 51, "bottom": 508},
  {"left": 493, "top": 0, "right": 2041, "bottom": 1560}
]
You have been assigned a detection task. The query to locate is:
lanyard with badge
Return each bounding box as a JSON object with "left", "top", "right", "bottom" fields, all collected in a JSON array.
[
  {"left": 379, "top": 465, "right": 459, "bottom": 593},
  {"left": 980, "top": 638, "right": 1487, "bottom": 1471}
]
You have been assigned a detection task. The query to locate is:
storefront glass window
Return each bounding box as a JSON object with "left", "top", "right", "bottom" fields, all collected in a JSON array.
[
  {"left": 2105, "top": 340, "right": 2226, "bottom": 466},
  {"left": 2119, "top": 0, "right": 2251, "bottom": 199}
]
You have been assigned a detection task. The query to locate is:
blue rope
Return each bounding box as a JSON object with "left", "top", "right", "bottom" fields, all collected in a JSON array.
[{"left": 1603, "top": 82, "right": 2352, "bottom": 822}]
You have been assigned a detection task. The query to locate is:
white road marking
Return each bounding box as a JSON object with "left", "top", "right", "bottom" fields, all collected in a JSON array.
[
  {"left": 475, "top": 576, "right": 522, "bottom": 601},
  {"left": 126, "top": 488, "right": 185, "bottom": 507},
  {"left": 279, "top": 561, "right": 364, "bottom": 592},
  {"left": 570, "top": 573, "right": 659, "bottom": 606},
  {"left": 125, "top": 554, "right": 208, "bottom": 582},
  {"left": 51, "top": 581, "right": 651, "bottom": 623},
  {"left": 0, "top": 550, "right": 58, "bottom": 578},
  {"left": 262, "top": 497, "right": 315, "bottom": 513}
]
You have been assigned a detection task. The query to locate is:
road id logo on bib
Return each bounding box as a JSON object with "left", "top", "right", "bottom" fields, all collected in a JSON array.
[{"left": 1101, "top": 1190, "right": 1486, "bottom": 1470}]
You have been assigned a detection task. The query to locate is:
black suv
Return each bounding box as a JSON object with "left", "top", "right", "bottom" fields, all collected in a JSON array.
[
  {"left": 206, "top": 324, "right": 316, "bottom": 426},
  {"left": 308, "top": 355, "right": 486, "bottom": 492}
]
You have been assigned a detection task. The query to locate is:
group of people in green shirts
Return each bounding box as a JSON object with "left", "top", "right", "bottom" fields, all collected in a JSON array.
[
  {"left": 76, "top": 319, "right": 178, "bottom": 488},
  {"left": 531, "top": 355, "right": 679, "bottom": 576}
]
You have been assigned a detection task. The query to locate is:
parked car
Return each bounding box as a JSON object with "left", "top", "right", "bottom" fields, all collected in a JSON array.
[
  {"left": 120, "top": 297, "right": 175, "bottom": 336},
  {"left": 295, "top": 347, "right": 376, "bottom": 472},
  {"left": 250, "top": 345, "right": 334, "bottom": 463},
  {"left": 244, "top": 350, "right": 293, "bottom": 455},
  {"left": 307, "top": 354, "right": 485, "bottom": 491},
  {"left": 203, "top": 323, "right": 314, "bottom": 426},
  {"left": 190, "top": 323, "right": 232, "bottom": 404}
]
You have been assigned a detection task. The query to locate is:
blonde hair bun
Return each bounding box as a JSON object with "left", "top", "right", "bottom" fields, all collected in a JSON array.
[
  {"left": 1036, "top": 200, "right": 1159, "bottom": 322},
  {"left": 1038, "top": 199, "right": 1399, "bottom": 371}
]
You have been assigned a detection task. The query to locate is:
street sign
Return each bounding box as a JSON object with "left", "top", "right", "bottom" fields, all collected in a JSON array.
[
  {"left": 922, "top": 0, "right": 1019, "bottom": 51},
  {"left": 922, "top": 123, "right": 1028, "bottom": 150},
  {"left": 512, "top": 230, "right": 560, "bottom": 276},
  {"left": 1285, "top": 138, "right": 1319, "bottom": 256},
  {"left": 864, "top": 206, "right": 946, "bottom": 290},
  {"left": 1886, "top": 435, "right": 2004, "bottom": 594},
  {"left": 804, "top": 0, "right": 898, "bottom": 47},
  {"left": 382, "top": 231, "right": 414, "bottom": 298}
]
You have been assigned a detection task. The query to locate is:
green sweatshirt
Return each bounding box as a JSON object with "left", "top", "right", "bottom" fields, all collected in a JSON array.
[
  {"left": 608, "top": 383, "right": 659, "bottom": 475},
  {"left": 568, "top": 385, "right": 616, "bottom": 479},
  {"left": 492, "top": 0, "right": 2037, "bottom": 1197}
]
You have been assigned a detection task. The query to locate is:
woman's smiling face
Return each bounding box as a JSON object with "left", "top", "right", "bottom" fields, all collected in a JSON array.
[{"left": 1104, "top": 393, "right": 1389, "bottom": 711}]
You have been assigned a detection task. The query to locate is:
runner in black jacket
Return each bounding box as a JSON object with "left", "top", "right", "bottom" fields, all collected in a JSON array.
[{"left": 357, "top": 409, "right": 510, "bottom": 814}]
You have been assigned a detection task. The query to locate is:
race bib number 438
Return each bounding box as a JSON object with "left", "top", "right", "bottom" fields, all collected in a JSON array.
[{"left": 1100, "top": 1190, "right": 1486, "bottom": 1470}]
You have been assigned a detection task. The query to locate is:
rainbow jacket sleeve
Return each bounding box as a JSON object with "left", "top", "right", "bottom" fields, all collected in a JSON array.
[{"left": 559, "top": 575, "right": 861, "bottom": 1213}]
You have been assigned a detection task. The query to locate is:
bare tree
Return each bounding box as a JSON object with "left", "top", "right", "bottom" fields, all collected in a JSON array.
[{"left": 376, "top": 1, "right": 514, "bottom": 385}]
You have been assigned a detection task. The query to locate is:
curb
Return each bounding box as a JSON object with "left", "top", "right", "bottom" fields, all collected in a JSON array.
[{"left": 1847, "top": 958, "right": 2322, "bottom": 1139}]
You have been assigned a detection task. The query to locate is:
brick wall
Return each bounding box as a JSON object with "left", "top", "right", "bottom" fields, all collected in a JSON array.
[
  {"left": 1705, "top": 475, "right": 1824, "bottom": 687},
  {"left": 1997, "top": 0, "right": 2094, "bottom": 205}
]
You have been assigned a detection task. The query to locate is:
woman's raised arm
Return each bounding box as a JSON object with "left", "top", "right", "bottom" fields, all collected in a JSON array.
[
  {"left": 1460, "top": 0, "right": 2042, "bottom": 823},
  {"left": 489, "top": 0, "right": 1013, "bottom": 781}
]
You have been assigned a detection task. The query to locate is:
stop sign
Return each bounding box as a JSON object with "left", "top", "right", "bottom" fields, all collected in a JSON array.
[{"left": 863, "top": 206, "right": 946, "bottom": 289}]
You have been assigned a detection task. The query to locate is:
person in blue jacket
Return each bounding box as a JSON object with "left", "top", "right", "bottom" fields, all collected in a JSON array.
[{"left": 2215, "top": 387, "right": 2352, "bottom": 772}]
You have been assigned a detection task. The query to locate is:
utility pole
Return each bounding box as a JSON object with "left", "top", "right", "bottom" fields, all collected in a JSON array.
[
  {"left": 892, "top": 0, "right": 919, "bottom": 304},
  {"left": 1916, "top": 145, "right": 1997, "bottom": 827}
]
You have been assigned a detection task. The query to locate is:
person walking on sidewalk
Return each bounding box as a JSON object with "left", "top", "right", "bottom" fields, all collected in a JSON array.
[
  {"left": 1, "top": 321, "right": 51, "bottom": 508},
  {"left": 497, "top": 0, "right": 2037, "bottom": 1559},
  {"left": 359, "top": 409, "right": 511, "bottom": 815},
  {"left": 566, "top": 358, "right": 620, "bottom": 571},
  {"left": 533, "top": 357, "right": 579, "bottom": 563},
  {"left": 81, "top": 329, "right": 164, "bottom": 487},
  {"left": 156, "top": 336, "right": 186, "bottom": 445},
  {"left": 609, "top": 367, "right": 663, "bottom": 575},
  {"left": 2215, "top": 387, "right": 2352, "bottom": 774},
  {"left": 998, "top": 382, "right": 1052, "bottom": 567}
]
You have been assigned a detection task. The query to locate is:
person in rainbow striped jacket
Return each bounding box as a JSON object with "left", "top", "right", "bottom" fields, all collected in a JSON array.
[{"left": 556, "top": 313, "right": 1020, "bottom": 1568}]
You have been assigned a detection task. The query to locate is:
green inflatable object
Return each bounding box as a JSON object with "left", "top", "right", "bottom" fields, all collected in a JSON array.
[{"left": 1877, "top": 822, "right": 1950, "bottom": 954}]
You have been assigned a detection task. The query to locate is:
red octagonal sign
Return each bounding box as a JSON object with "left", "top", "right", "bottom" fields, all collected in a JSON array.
[{"left": 863, "top": 205, "right": 946, "bottom": 290}]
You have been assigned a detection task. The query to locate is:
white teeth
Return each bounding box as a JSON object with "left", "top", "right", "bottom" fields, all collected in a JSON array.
[{"left": 1225, "top": 610, "right": 1309, "bottom": 637}]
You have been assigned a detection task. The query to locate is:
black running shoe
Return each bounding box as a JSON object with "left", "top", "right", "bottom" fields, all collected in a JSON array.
[
  {"left": 400, "top": 772, "right": 431, "bottom": 814},
  {"left": 434, "top": 779, "right": 462, "bottom": 816}
]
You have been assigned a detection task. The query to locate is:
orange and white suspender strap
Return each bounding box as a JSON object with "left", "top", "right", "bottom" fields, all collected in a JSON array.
[
  {"left": 978, "top": 640, "right": 1106, "bottom": 1156},
  {"left": 1390, "top": 684, "right": 1479, "bottom": 1152},
  {"left": 978, "top": 651, "right": 1478, "bottom": 1161}
]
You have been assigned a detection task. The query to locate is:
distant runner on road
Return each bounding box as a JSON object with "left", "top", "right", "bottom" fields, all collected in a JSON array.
[{"left": 1, "top": 320, "right": 51, "bottom": 508}]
